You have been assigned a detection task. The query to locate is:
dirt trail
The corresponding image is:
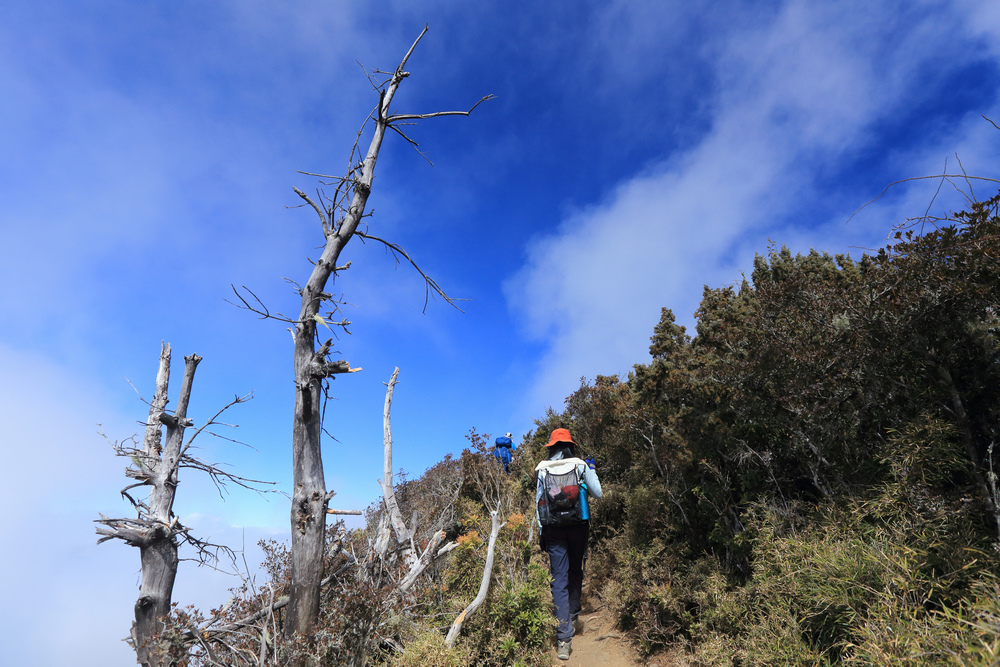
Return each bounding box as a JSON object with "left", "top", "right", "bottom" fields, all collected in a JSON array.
[
  {"left": 548, "top": 603, "right": 640, "bottom": 666},
  {"left": 545, "top": 596, "right": 685, "bottom": 667}
]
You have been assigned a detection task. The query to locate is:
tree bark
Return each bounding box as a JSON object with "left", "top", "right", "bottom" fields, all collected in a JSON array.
[
  {"left": 379, "top": 368, "right": 417, "bottom": 568},
  {"left": 283, "top": 25, "right": 489, "bottom": 643},
  {"left": 445, "top": 509, "right": 504, "bottom": 648},
  {"left": 285, "top": 328, "right": 330, "bottom": 639},
  {"left": 99, "top": 344, "right": 262, "bottom": 666},
  {"left": 374, "top": 367, "right": 457, "bottom": 595},
  {"left": 284, "top": 29, "right": 431, "bottom": 642},
  {"left": 132, "top": 345, "right": 200, "bottom": 667}
]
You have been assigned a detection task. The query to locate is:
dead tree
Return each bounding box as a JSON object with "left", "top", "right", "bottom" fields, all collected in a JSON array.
[
  {"left": 269, "top": 26, "right": 491, "bottom": 641},
  {"left": 96, "top": 342, "right": 266, "bottom": 667},
  {"left": 372, "top": 368, "right": 458, "bottom": 594},
  {"left": 151, "top": 367, "right": 459, "bottom": 666},
  {"left": 375, "top": 367, "right": 419, "bottom": 570},
  {"left": 184, "top": 367, "right": 456, "bottom": 666},
  {"left": 445, "top": 436, "right": 511, "bottom": 648}
]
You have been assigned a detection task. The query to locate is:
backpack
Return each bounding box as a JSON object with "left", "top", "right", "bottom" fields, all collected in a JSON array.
[{"left": 536, "top": 460, "right": 589, "bottom": 527}]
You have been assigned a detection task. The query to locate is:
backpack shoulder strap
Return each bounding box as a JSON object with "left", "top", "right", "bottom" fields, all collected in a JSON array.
[{"left": 535, "top": 458, "right": 587, "bottom": 474}]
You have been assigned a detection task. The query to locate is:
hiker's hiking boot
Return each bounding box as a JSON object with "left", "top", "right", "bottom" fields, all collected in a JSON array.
[
  {"left": 557, "top": 639, "right": 571, "bottom": 661},
  {"left": 573, "top": 616, "right": 584, "bottom": 636}
]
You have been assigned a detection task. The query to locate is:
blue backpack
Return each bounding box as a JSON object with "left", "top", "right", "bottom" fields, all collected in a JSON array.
[{"left": 493, "top": 436, "right": 513, "bottom": 469}]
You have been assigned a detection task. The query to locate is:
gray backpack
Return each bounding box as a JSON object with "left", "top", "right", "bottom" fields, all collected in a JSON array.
[{"left": 537, "top": 464, "right": 588, "bottom": 526}]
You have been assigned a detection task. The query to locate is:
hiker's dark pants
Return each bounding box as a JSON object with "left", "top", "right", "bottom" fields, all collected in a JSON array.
[{"left": 542, "top": 523, "right": 589, "bottom": 642}]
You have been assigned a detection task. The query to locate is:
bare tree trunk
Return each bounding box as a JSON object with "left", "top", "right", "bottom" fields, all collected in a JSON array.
[
  {"left": 135, "top": 348, "right": 200, "bottom": 666},
  {"left": 441, "top": 431, "right": 511, "bottom": 648},
  {"left": 445, "top": 509, "right": 504, "bottom": 648},
  {"left": 98, "top": 344, "right": 261, "bottom": 666},
  {"left": 374, "top": 368, "right": 457, "bottom": 594},
  {"left": 379, "top": 368, "right": 417, "bottom": 568},
  {"left": 286, "top": 330, "right": 332, "bottom": 639},
  {"left": 283, "top": 31, "right": 418, "bottom": 642},
  {"left": 283, "top": 26, "right": 489, "bottom": 641},
  {"left": 94, "top": 344, "right": 199, "bottom": 667}
]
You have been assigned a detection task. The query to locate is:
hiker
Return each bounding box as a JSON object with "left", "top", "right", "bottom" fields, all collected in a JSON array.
[
  {"left": 535, "top": 427, "right": 602, "bottom": 661},
  {"left": 493, "top": 432, "right": 515, "bottom": 473}
]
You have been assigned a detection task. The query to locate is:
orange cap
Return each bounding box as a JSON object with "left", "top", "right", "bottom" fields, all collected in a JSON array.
[{"left": 546, "top": 428, "right": 576, "bottom": 447}]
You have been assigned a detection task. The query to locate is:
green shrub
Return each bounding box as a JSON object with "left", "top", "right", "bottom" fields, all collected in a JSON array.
[
  {"left": 722, "top": 502, "right": 997, "bottom": 666},
  {"left": 450, "top": 556, "right": 554, "bottom": 667},
  {"left": 389, "top": 630, "right": 470, "bottom": 667},
  {"left": 486, "top": 562, "right": 555, "bottom": 652},
  {"left": 943, "top": 582, "right": 1000, "bottom": 667},
  {"left": 597, "top": 537, "right": 725, "bottom": 655}
]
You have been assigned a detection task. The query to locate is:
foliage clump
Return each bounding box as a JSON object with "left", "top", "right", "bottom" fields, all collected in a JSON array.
[{"left": 530, "top": 190, "right": 1000, "bottom": 664}]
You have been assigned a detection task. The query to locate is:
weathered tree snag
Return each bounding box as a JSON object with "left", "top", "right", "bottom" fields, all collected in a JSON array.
[
  {"left": 285, "top": 326, "right": 337, "bottom": 639},
  {"left": 374, "top": 368, "right": 457, "bottom": 594},
  {"left": 98, "top": 344, "right": 199, "bottom": 667},
  {"left": 444, "top": 432, "right": 510, "bottom": 648},
  {"left": 397, "top": 530, "right": 452, "bottom": 595},
  {"left": 379, "top": 368, "right": 417, "bottom": 568},
  {"left": 98, "top": 343, "right": 262, "bottom": 666},
  {"left": 135, "top": 347, "right": 197, "bottom": 666},
  {"left": 283, "top": 25, "right": 489, "bottom": 642},
  {"left": 445, "top": 509, "right": 504, "bottom": 648}
]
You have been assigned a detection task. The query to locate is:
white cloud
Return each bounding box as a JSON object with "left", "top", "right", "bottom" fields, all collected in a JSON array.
[
  {"left": 0, "top": 342, "right": 136, "bottom": 665},
  {"left": 506, "top": 0, "right": 1000, "bottom": 412},
  {"left": 0, "top": 342, "right": 287, "bottom": 666}
]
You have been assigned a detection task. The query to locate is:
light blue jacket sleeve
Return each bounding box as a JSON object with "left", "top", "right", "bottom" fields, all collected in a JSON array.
[{"left": 582, "top": 464, "right": 602, "bottom": 498}]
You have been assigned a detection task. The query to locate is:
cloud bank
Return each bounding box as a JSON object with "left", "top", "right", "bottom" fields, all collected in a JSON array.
[{"left": 506, "top": 0, "right": 1000, "bottom": 412}]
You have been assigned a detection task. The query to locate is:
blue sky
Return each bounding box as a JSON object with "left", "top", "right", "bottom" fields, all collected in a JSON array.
[{"left": 2, "top": 1, "right": 999, "bottom": 664}]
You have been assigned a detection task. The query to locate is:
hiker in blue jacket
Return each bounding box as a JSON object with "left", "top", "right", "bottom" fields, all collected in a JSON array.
[
  {"left": 535, "top": 427, "right": 602, "bottom": 661},
  {"left": 493, "top": 432, "right": 514, "bottom": 473}
]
